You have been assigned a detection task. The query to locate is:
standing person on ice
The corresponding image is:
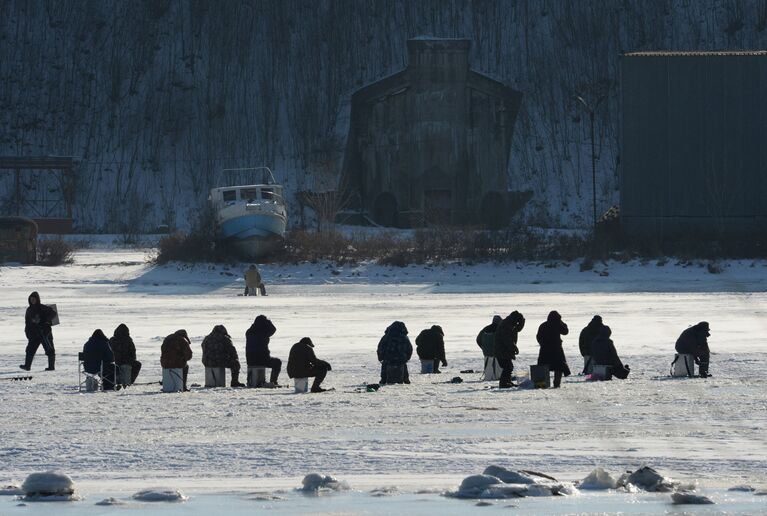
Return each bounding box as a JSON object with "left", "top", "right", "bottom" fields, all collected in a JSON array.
[
  {"left": 246, "top": 315, "right": 281, "bottom": 386},
  {"left": 675, "top": 321, "right": 711, "bottom": 378},
  {"left": 494, "top": 311, "right": 525, "bottom": 388},
  {"left": 590, "top": 326, "right": 630, "bottom": 379},
  {"left": 578, "top": 315, "right": 604, "bottom": 374},
  {"left": 161, "top": 329, "right": 193, "bottom": 391},
  {"left": 244, "top": 264, "right": 267, "bottom": 296},
  {"left": 109, "top": 324, "right": 142, "bottom": 385},
  {"left": 415, "top": 325, "right": 447, "bottom": 373},
  {"left": 202, "top": 325, "right": 245, "bottom": 387},
  {"left": 287, "top": 337, "right": 332, "bottom": 392},
  {"left": 536, "top": 311, "right": 571, "bottom": 388},
  {"left": 20, "top": 291, "right": 57, "bottom": 371},
  {"left": 82, "top": 329, "right": 116, "bottom": 389},
  {"left": 377, "top": 321, "right": 413, "bottom": 384}
]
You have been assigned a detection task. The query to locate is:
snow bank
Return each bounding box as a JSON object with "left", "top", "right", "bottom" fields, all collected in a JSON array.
[
  {"left": 671, "top": 491, "right": 715, "bottom": 505},
  {"left": 617, "top": 466, "right": 677, "bottom": 492},
  {"left": 21, "top": 472, "right": 78, "bottom": 500},
  {"left": 449, "top": 467, "right": 577, "bottom": 499},
  {"left": 299, "top": 473, "right": 349, "bottom": 493},
  {"left": 131, "top": 488, "right": 188, "bottom": 502},
  {"left": 579, "top": 467, "right": 618, "bottom": 490}
]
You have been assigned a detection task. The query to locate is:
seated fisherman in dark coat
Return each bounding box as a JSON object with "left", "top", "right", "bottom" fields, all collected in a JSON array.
[
  {"left": 246, "top": 315, "right": 281, "bottom": 386},
  {"left": 675, "top": 321, "right": 711, "bottom": 378},
  {"left": 82, "top": 329, "right": 116, "bottom": 390},
  {"left": 377, "top": 321, "right": 413, "bottom": 384},
  {"left": 287, "top": 337, "right": 332, "bottom": 392},
  {"left": 578, "top": 315, "right": 603, "bottom": 373},
  {"left": 161, "top": 329, "right": 193, "bottom": 391},
  {"left": 590, "top": 326, "right": 630, "bottom": 379},
  {"left": 202, "top": 324, "right": 245, "bottom": 387},
  {"left": 109, "top": 323, "right": 142, "bottom": 385},
  {"left": 415, "top": 325, "right": 446, "bottom": 373},
  {"left": 536, "top": 310, "right": 570, "bottom": 388}
]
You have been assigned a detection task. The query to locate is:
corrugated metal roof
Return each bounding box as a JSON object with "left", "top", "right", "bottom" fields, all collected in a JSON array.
[{"left": 624, "top": 50, "right": 767, "bottom": 57}]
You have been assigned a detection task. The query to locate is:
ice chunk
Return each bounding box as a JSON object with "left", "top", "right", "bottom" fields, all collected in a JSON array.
[
  {"left": 483, "top": 466, "right": 536, "bottom": 484},
  {"left": 728, "top": 485, "right": 755, "bottom": 492},
  {"left": 580, "top": 467, "right": 617, "bottom": 489},
  {"left": 300, "top": 473, "right": 349, "bottom": 493},
  {"left": 481, "top": 484, "right": 529, "bottom": 499},
  {"left": 95, "top": 497, "right": 126, "bottom": 506},
  {"left": 618, "top": 466, "right": 676, "bottom": 492},
  {"left": 132, "top": 488, "right": 188, "bottom": 502},
  {"left": 21, "top": 471, "right": 76, "bottom": 499},
  {"left": 0, "top": 485, "right": 24, "bottom": 496},
  {"left": 671, "top": 491, "right": 714, "bottom": 505},
  {"left": 370, "top": 486, "right": 399, "bottom": 497},
  {"left": 457, "top": 474, "right": 502, "bottom": 495}
]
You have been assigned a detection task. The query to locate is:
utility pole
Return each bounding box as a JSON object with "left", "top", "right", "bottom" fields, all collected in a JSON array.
[{"left": 575, "top": 94, "right": 606, "bottom": 232}]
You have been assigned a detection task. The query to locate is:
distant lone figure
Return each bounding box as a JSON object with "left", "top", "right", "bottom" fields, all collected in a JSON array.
[
  {"left": 202, "top": 325, "right": 245, "bottom": 387},
  {"left": 675, "top": 322, "right": 711, "bottom": 378},
  {"left": 20, "top": 291, "right": 57, "bottom": 371},
  {"left": 536, "top": 311, "right": 570, "bottom": 388},
  {"left": 109, "top": 323, "right": 142, "bottom": 385},
  {"left": 245, "top": 264, "right": 267, "bottom": 296},
  {"left": 416, "top": 325, "right": 446, "bottom": 373},
  {"left": 590, "top": 326, "right": 630, "bottom": 379},
  {"left": 161, "top": 329, "right": 193, "bottom": 391},
  {"left": 246, "top": 315, "right": 281, "bottom": 386},
  {"left": 287, "top": 337, "right": 332, "bottom": 392},
  {"left": 494, "top": 311, "right": 526, "bottom": 388},
  {"left": 377, "top": 321, "right": 413, "bottom": 384}
]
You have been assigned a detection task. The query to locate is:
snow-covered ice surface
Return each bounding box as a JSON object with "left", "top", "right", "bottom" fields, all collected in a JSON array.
[{"left": 1, "top": 249, "right": 766, "bottom": 513}]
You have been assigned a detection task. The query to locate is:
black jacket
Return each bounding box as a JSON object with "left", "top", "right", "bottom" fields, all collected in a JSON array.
[
  {"left": 377, "top": 321, "right": 413, "bottom": 365},
  {"left": 578, "top": 316, "right": 603, "bottom": 357},
  {"left": 675, "top": 323, "right": 709, "bottom": 357},
  {"left": 82, "top": 329, "right": 114, "bottom": 374},
  {"left": 536, "top": 311, "right": 570, "bottom": 374},
  {"left": 24, "top": 291, "right": 56, "bottom": 340},
  {"left": 415, "top": 325, "right": 446, "bottom": 363},
  {"left": 109, "top": 324, "right": 136, "bottom": 365},
  {"left": 287, "top": 338, "right": 329, "bottom": 378},
  {"left": 494, "top": 311, "right": 525, "bottom": 360},
  {"left": 246, "top": 315, "right": 277, "bottom": 366},
  {"left": 590, "top": 326, "right": 629, "bottom": 378}
]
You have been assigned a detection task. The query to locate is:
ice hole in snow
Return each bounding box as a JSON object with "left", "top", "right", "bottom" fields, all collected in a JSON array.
[
  {"left": 300, "top": 473, "right": 349, "bottom": 493},
  {"left": 131, "top": 488, "right": 188, "bottom": 502},
  {"left": 21, "top": 471, "right": 78, "bottom": 500},
  {"left": 579, "top": 467, "right": 618, "bottom": 489}
]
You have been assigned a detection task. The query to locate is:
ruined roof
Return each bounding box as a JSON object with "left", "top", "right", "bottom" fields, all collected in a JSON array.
[{"left": 624, "top": 50, "right": 767, "bottom": 57}]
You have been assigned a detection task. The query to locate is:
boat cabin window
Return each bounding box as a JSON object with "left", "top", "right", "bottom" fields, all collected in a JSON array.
[
  {"left": 222, "top": 190, "right": 237, "bottom": 202},
  {"left": 242, "top": 188, "right": 259, "bottom": 202}
]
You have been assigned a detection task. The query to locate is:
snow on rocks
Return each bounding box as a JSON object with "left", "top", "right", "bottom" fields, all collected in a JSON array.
[
  {"left": 21, "top": 471, "right": 78, "bottom": 501},
  {"left": 579, "top": 467, "right": 618, "bottom": 490},
  {"left": 671, "top": 491, "right": 715, "bottom": 505},
  {"left": 131, "top": 488, "right": 188, "bottom": 502},
  {"left": 449, "top": 467, "right": 577, "bottom": 499},
  {"left": 727, "top": 485, "right": 755, "bottom": 492},
  {"left": 299, "top": 473, "right": 349, "bottom": 493},
  {"left": 617, "top": 466, "right": 678, "bottom": 492}
]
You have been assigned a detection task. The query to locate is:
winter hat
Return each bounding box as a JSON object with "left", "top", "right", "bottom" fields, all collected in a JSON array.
[
  {"left": 299, "top": 337, "right": 314, "bottom": 347},
  {"left": 114, "top": 323, "right": 130, "bottom": 337},
  {"left": 28, "top": 291, "right": 40, "bottom": 305},
  {"left": 213, "top": 324, "right": 228, "bottom": 336},
  {"left": 492, "top": 315, "right": 502, "bottom": 324},
  {"left": 431, "top": 325, "right": 444, "bottom": 336},
  {"left": 175, "top": 329, "right": 189, "bottom": 341}
]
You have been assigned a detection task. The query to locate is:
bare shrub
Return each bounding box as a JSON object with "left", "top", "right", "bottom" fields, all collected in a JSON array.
[{"left": 37, "top": 239, "right": 74, "bottom": 266}]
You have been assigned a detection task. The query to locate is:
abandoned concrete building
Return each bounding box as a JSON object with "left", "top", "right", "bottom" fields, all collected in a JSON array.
[
  {"left": 620, "top": 51, "right": 767, "bottom": 239},
  {"left": 342, "top": 38, "right": 523, "bottom": 228}
]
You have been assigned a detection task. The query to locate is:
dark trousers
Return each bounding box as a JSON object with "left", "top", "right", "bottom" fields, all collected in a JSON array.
[
  {"left": 24, "top": 331, "right": 55, "bottom": 365},
  {"left": 497, "top": 357, "right": 514, "bottom": 387},
  {"left": 553, "top": 370, "right": 563, "bottom": 388},
  {"left": 251, "top": 357, "right": 281, "bottom": 383},
  {"left": 307, "top": 362, "right": 330, "bottom": 390},
  {"left": 244, "top": 284, "right": 267, "bottom": 296},
  {"left": 380, "top": 363, "right": 410, "bottom": 384}
]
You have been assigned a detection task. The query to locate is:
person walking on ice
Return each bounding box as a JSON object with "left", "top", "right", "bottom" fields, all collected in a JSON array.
[
  {"left": 244, "top": 264, "right": 267, "bottom": 296},
  {"left": 20, "top": 291, "right": 57, "bottom": 371}
]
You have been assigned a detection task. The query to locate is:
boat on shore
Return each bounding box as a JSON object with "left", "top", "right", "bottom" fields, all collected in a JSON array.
[{"left": 208, "top": 167, "right": 287, "bottom": 258}]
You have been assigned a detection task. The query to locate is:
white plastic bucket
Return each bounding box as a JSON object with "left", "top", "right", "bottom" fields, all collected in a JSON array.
[
  {"left": 204, "top": 367, "right": 226, "bottom": 387},
  {"left": 247, "top": 367, "right": 267, "bottom": 387},
  {"left": 162, "top": 368, "right": 184, "bottom": 392},
  {"left": 294, "top": 377, "right": 309, "bottom": 393}
]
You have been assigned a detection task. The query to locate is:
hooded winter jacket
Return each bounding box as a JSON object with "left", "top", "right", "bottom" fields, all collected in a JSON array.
[
  {"left": 202, "top": 325, "right": 240, "bottom": 368},
  {"left": 377, "top": 321, "right": 413, "bottom": 365},
  {"left": 675, "top": 322, "right": 709, "bottom": 356},
  {"left": 415, "top": 325, "right": 446, "bottom": 363},
  {"left": 82, "top": 329, "right": 114, "bottom": 374},
  {"left": 24, "top": 291, "right": 56, "bottom": 340},
  {"left": 578, "top": 316, "right": 603, "bottom": 357},
  {"left": 495, "top": 311, "right": 525, "bottom": 360},
  {"left": 536, "top": 311, "right": 570, "bottom": 373},
  {"left": 287, "top": 337, "right": 329, "bottom": 378},
  {"left": 591, "top": 326, "right": 630, "bottom": 379},
  {"left": 109, "top": 323, "right": 136, "bottom": 365},
  {"left": 161, "top": 330, "right": 193, "bottom": 369},
  {"left": 246, "top": 315, "right": 277, "bottom": 366}
]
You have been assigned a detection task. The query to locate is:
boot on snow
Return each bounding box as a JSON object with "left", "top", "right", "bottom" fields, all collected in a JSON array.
[
  {"left": 230, "top": 372, "right": 246, "bottom": 388},
  {"left": 44, "top": 355, "right": 55, "bottom": 371},
  {"left": 20, "top": 354, "right": 33, "bottom": 371}
]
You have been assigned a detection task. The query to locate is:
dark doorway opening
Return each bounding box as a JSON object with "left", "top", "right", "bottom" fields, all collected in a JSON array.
[{"left": 424, "top": 189, "right": 452, "bottom": 226}]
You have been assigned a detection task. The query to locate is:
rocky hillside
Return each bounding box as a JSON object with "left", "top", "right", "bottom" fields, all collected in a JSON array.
[{"left": 2, "top": 0, "right": 766, "bottom": 231}]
